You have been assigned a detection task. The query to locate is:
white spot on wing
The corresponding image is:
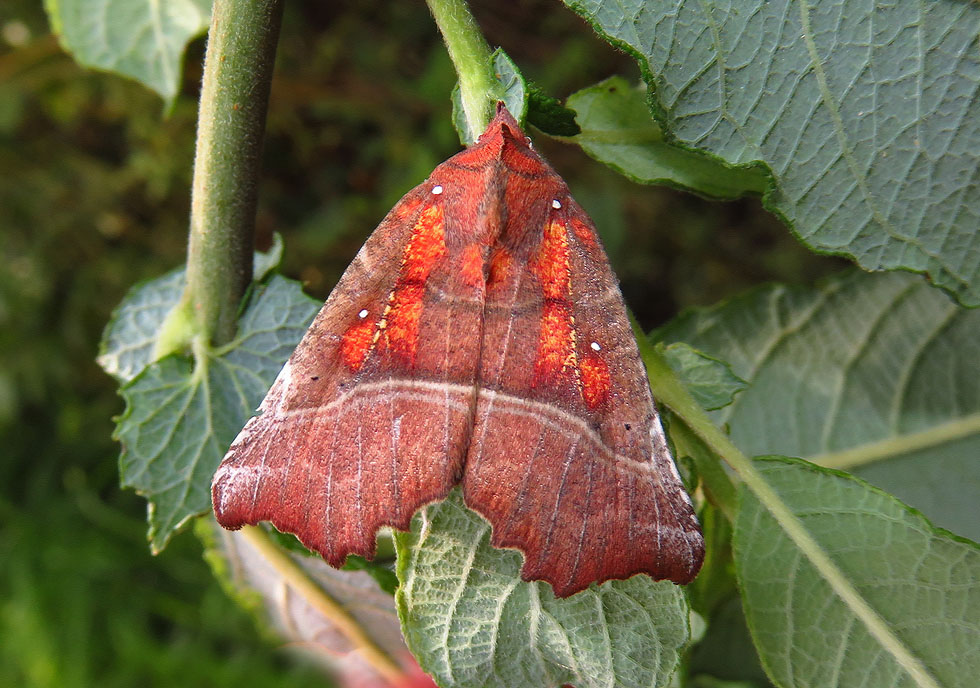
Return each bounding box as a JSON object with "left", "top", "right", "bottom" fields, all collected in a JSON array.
[
  {"left": 358, "top": 309, "right": 369, "bottom": 319},
  {"left": 552, "top": 199, "right": 562, "bottom": 209},
  {"left": 590, "top": 341, "right": 601, "bottom": 351},
  {"left": 431, "top": 185, "right": 443, "bottom": 195}
]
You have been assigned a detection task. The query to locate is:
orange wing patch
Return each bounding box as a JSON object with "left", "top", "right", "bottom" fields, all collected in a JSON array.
[
  {"left": 531, "top": 218, "right": 580, "bottom": 390},
  {"left": 530, "top": 215, "right": 612, "bottom": 409},
  {"left": 487, "top": 248, "right": 514, "bottom": 291},
  {"left": 383, "top": 204, "right": 447, "bottom": 366},
  {"left": 532, "top": 301, "right": 576, "bottom": 387},
  {"left": 399, "top": 205, "right": 447, "bottom": 282},
  {"left": 340, "top": 316, "right": 375, "bottom": 372},
  {"left": 580, "top": 349, "right": 610, "bottom": 408},
  {"left": 341, "top": 203, "right": 447, "bottom": 371},
  {"left": 532, "top": 219, "right": 571, "bottom": 299},
  {"left": 460, "top": 243, "right": 485, "bottom": 289},
  {"left": 383, "top": 283, "right": 426, "bottom": 365}
]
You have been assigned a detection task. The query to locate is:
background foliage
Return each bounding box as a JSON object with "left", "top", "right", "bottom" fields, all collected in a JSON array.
[{"left": 5, "top": 0, "right": 946, "bottom": 685}]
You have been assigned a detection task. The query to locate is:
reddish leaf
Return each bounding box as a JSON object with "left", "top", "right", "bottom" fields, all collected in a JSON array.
[
  {"left": 340, "top": 656, "right": 439, "bottom": 688},
  {"left": 212, "top": 105, "right": 704, "bottom": 597},
  {"left": 206, "top": 525, "right": 415, "bottom": 687}
]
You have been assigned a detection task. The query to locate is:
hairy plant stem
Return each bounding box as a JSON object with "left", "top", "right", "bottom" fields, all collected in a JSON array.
[
  {"left": 639, "top": 335, "right": 941, "bottom": 688},
  {"left": 239, "top": 527, "right": 404, "bottom": 684},
  {"left": 426, "top": 0, "right": 498, "bottom": 137},
  {"left": 172, "top": 4, "right": 404, "bottom": 681},
  {"left": 163, "top": 0, "right": 283, "bottom": 357}
]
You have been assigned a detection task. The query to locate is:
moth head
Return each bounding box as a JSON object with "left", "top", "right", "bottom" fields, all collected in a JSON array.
[{"left": 488, "top": 102, "right": 524, "bottom": 144}]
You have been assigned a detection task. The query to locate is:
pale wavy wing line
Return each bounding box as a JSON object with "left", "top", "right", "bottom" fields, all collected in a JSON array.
[{"left": 273, "top": 378, "right": 662, "bottom": 476}]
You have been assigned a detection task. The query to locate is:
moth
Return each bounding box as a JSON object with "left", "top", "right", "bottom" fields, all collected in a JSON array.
[{"left": 212, "top": 104, "right": 704, "bottom": 597}]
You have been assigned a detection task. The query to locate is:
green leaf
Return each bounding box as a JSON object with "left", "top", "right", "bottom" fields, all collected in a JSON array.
[
  {"left": 98, "top": 269, "right": 187, "bottom": 384},
  {"left": 691, "top": 679, "right": 768, "bottom": 688},
  {"left": 98, "top": 242, "right": 284, "bottom": 385},
  {"left": 44, "top": 0, "right": 212, "bottom": 106},
  {"left": 735, "top": 457, "right": 980, "bottom": 688},
  {"left": 661, "top": 342, "right": 746, "bottom": 411},
  {"left": 252, "top": 233, "right": 283, "bottom": 282},
  {"left": 656, "top": 270, "right": 980, "bottom": 542},
  {"left": 395, "top": 490, "right": 691, "bottom": 688},
  {"left": 114, "top": 276, "right": 319, "bottom": 551},
  {"left": 452, "top": 49, "right": 526, "bottom": 145},
  {"left": 689, "top": 598, "right": 773, "bottom": 688},
  {"left": 568, "top": 77, "right": 767, "bottom": 199},
  {"left": 526, "top": 83, "right": 580, "bottom": 137},
  {"left": 342, "top": 556, "right": 399, "bottom": 597},
  {"left": 564, "top": 1, "right": 980, "bottom": 305}
]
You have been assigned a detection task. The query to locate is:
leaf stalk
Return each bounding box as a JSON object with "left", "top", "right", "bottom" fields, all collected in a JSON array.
[{"left": 426, "top": 0, "right": 498, "bottom": 137}]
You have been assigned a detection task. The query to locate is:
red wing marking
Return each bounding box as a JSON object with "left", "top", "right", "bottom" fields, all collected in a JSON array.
[
  {"left": 460, "top": 243, "right": 485, "bottom": 289},
  {"left": 532, "top": 219, "right": 571, "bottom": 299},
  {"left": 381, "top": 204, "right": 446, "bottom": 366},
  {"left": 382, "top": 283, "right": 426, "bottom": 366},
  {"left": 580, "top": 350, "right": 610, "bottom": 409},
  {"left": 340, "top": 203, "right": 447, "bottom": 371},
  {"left": 340, "top": 317, "right": 375, "bottom": 372},
  {"left": 487, "top": 248, "right": 513, "bottom": 291},
  {"left": 399, "top": 205, "right": 446, "bottom": 283},
  {"left": 391, "top": 196, "right": 423, "bottom": 222},
  {"left": 532, "top": 301, "right": 577, "bottom": 388},
  {"left": 530, "top": 217, "right": 582, "bottom": 392},
  {"left": 529, "top": 214, "right": 614, "bottom": 408},
  {"left": 570, "top": 217, "right": 597, "bottom": 247}
]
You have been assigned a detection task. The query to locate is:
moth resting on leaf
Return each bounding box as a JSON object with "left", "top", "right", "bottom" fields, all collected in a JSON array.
[{"left": 212, "top": 104, "right": 704, "bottom": 597}]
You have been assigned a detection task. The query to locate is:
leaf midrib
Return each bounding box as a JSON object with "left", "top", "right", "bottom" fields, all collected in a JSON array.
[
  {"left": 738, "top": 460, "right": 943, "bottom": 688},
  {"left": 810, "top": 412, "right": 980, "bottom": 470}
]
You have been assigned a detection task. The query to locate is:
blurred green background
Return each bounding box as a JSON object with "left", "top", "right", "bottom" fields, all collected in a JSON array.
[{"left": 0, "top": 1, "right": 846, "bottom": 686}]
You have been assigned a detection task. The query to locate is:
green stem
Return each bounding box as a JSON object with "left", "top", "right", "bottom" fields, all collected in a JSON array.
[
  {"left": 426, "top": 0, "right": 498, "bottom": 137},
  {"left": 171, "top": 0, "right": 284, "bottom": 353},
  {"left": 640, "top": 338, "right": 941, "bottom": 688},
  {"left": 631, "top": 318, "right": 738, "bottom": 516},
  {"left": 669, "top": 420, "right": 736, "bottom": 522}
]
